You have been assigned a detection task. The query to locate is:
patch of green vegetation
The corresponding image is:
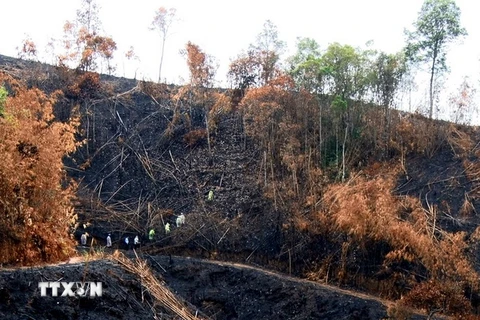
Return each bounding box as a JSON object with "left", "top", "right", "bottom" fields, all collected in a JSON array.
[{"left": 0, "top": 86, "right": 7, "bottom": 117}]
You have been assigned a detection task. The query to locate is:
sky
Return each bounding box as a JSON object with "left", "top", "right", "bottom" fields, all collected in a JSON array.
[{"left": 2, "top": 0, "right": 480, "bottom": 122}]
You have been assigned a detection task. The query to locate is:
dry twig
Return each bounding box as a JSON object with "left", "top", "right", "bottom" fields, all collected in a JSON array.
[{"left": 111, "top": 251, "right": 206, "bottom": 320}]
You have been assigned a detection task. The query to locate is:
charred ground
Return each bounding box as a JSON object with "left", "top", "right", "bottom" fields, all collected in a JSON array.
[
  {"left": 1, "top": 54, "right": 480, "bottom": 318},
  {"left": 0, "top": 253, "right": 428, "bottom": 320}
]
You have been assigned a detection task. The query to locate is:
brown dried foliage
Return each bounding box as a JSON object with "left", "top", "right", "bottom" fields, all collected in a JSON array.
[
  {"left": 321, "top": 163, "right": 479, "bottom": 313},
  {"left": 0, "top": 73, "right": 79, "bottom": 265},
  {"left": 227, "top": 50, "right": 260, "bottom": 91},
  {"left": 183, "top": 129, "right": 207, "bottom": 148},
  {"left": 139, "top": 80, "right": 171, "bottom": 103},
  {"left": 65, "top": 71, "right": 102, "bottom": 101},
  {"left": 207, "top": 92, "right": 231, "bottom": 132},
  {"left": 112, "top": 251, "right": 202, "bottom": 320},
  {"left": 391, "top": 114, "right": 448, "bottom": 158},
  {"left": 60, "top": 1, "right": 117, "bottom": 74},
  {"left": 239, "top": 75, "right": 295, "bottom": 146},
  {"left": 401, "top": 280, "right": 471, "bottom": 316},
  {"left": 17, "top": 36, "right": 37, "bottom": 61},
  {"left": 447, "top": 124, "right": 475, "bottom": 156},
  {"left": 184, "top": 41, "right": 216, "bottom": 89},
  {"left": 444, "top": 124, "right": 480, "bottom": 204},
  {"left": 239, "top": 76, "right": 320, "bottom": 201}
]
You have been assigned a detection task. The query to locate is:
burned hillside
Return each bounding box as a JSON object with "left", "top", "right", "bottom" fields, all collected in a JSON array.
[{"left": 2, "top": 52, "right": 480, "bottom": 318}]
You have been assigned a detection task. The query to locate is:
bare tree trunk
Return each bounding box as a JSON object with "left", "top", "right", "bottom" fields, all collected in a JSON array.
[
  {"left": 429, "top": 45, "right": 438, "bottom": 119},
  {"left": 158, "top": 36, "right": 166, "bottom": 83},
  {"left": 383, "top": 104, "right": 390, "bottom": 159},
  {"left": 335, "top": 125, "right": 339, "bottom": 171},
  {"left": 270, "top": 156, "right": 277, "bottom": 211},
  {"left": 242, "top": 115, "right": 247, "bottom": 150},
  {"left": 429, "top": 63, "right": 434, "bottom": 119},
  {"left": 264, "top": 150, "right": 267, "bottom": 187},
  {"left": 205, "top": 114, "right": 211, "bottom": 156},
  {"left": 319, "top": 102, "right": 322, "bottom": 166},
  {"left": 342, "top": 125, "right": 348, "bottom": 182},
  {"left": 288, "top": 249, "right": 292, "bottom": 276}
]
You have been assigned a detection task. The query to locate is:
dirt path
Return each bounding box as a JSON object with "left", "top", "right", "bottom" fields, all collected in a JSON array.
[
  {"left": 1, "top": 252, "right": 434, "bottom": 319},
  {"left": 144, "top": 254, "right": 433, "bottom": 319},
  {"left": 202, "top": 258, "right": 393, "bottom": 304}
]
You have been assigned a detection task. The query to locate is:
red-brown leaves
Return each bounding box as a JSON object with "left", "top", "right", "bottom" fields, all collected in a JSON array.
[
  {"left": 0, "top": 73, "right": 79, "bottom": 265},
  {"left": 183, "top": 129, "right": 207, "bottom": 148},
  {"left": 239, "top": 75, "right": 296, "bottom": 142},
  {"left": 60, "top": 0, "right": 117, "bottom": 73},
  {"left": 184, "top": 42, "right": 216, "bottom": 89},
  {"left": 228, "top": 51, "right": 260, "bottom": 91},
  {"left": 66, "top": 72, "right": 101, "bottom": 100},
  {"left": 401, "top": 280, "right": 471, "bottom": 316},
  {"left": 322, "top": 164, "right": 478, "bottom": 303},
  {"left": 17, "top": 36, "right": 37, "bottom": 61}
]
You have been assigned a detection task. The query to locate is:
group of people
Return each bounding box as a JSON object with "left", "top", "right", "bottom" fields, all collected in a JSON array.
[
  {"left": 89, "top": 213, "right": 187, "bottom": 250},
  {"left": 163, "top": 212, "right": 186, "bottom": 235},
  {"left": 123, "top": 235, "right": 141, "bottom": 250},
  {"left": 79, "top": 192, "right": 220, "bottom": 250}
]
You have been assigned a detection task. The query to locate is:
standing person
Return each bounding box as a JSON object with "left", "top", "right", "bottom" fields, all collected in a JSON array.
[
  {"left": 134, "top": 235, "right": 140, "bottom": 249},
  {"left": 80, "top": 233, "right": 87, "bottom": 246},
  {"left": 207, "top": 189, "right": 214, "bottom": 202},
  {"left": 106, "top": 234, "right": 112, "bottom": 248},
  {"left": 124, "top": 236, "right": 129, "bottom": 250},
  {"left": 148, "top": 228, "right": 155, "bottom": 242},
  {"left": 165, "top": 222, "right": 171, "bottom": 234},
  {"left": 176, "top": 213, "right": 185, "bottom": 227}
]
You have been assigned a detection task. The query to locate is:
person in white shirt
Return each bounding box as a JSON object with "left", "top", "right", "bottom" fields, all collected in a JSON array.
[
  {"left": 176, "top": 213, "right": 185, "bottom": 227},
  {"left": 80, "top": 233, "right": 87, "bottom": 246},
  {"left": 134, "top": 235, "right": 140, "bottom": 249},
  {"left": 106, "top": 234, "right": 112, "bottom": 248}
]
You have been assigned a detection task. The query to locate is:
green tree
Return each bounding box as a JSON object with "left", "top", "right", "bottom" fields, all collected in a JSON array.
[
  {"left": 371, "top": 52, "right": 406, "bottom": 108},
  {"left": 321, "top": 43, "right": 366, "bottom": 101},
  {"left": 405, "top": 0, "right": 467, "bottom": 119},
  {"left": 370, "top": 52, "right": 407, "bottom": 157},
  {"left": 288, "top": 37, "right": 324, "bottom": 94},
  {"left": 288, "top": 38, "right": 333, "bottom": 170},
  {"left": 249, "top": 20, "right": 286, "bottom": 85}
]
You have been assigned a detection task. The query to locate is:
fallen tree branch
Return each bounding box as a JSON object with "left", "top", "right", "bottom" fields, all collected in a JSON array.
[{"left": 111, "top": 251, "right": 206, "bottom": 320}]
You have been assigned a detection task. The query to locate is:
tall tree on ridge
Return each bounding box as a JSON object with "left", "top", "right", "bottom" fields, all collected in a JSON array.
[
  {"left": 61, "top": 0, "right": 117, "bottom": 73},
  {"left": 249, "top": 20, "right": 286, "bottom": 85},
  {"left": 151, "top": 7, "right": 177, "bottom": 83},
  {"left": 183, "top": 42, "right": 218, "bottom": 155},
  {"left": 405, "top": 0, "right": 466, "bottom": 119}
]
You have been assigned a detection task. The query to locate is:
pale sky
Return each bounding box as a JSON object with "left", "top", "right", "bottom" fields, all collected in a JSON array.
[{"left": 2, "top": 0, "right": 480, "bottom": 122}]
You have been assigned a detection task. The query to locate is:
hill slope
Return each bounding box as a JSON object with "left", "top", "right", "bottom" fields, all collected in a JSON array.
[
  {"left": 1, "top": 54, "right": 480, "bottom": 318},
  {"left": 0, "top": 254, "right": 429, "bottom": 320}
]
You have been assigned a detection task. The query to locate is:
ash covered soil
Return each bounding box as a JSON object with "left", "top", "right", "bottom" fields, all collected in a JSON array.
[
  {"left": 0, "top": 55, "right": 442, "bottom": 319},
  {"left": 0, "top": 252, "right": 427, "bottom": 320}
]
